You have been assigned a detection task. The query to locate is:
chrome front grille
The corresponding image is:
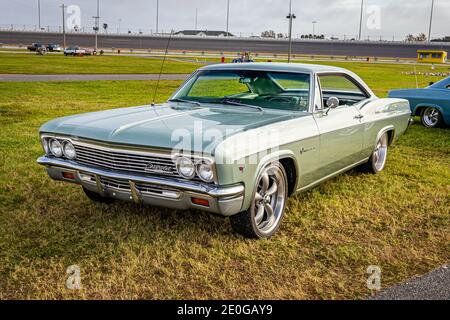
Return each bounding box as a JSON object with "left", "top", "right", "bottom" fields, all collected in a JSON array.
[{"left": 73, "top": 143, "right": 179, "bottom": 178}]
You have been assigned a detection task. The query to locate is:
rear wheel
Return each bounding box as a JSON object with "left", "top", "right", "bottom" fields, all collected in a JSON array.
[
  {"left": 230, "top": 162, "right": 288, "bottom": 239},
  {"left": 420, "top": 107, "right": 443, "bottom": 128},
  {"left": 360, "top": 133, "right": 388, "bottom": 174},
  {"left": 83, "top": 187, "right": 115, "bottom": 204}
]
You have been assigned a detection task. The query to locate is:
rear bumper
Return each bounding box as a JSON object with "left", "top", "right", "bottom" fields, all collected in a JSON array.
[{"left": 37, "top": 156, "right": 244, "bottom": 216}]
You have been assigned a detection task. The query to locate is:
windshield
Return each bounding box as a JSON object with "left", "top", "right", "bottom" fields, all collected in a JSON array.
[{"left": 173, "top": 70, "right": 311, "bottom": 112}]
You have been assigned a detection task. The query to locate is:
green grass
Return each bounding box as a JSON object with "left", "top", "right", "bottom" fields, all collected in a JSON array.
[
  {"left": 0, "top": 52, "right": 202, "bottom": 74},
  {"left": 0, "top": 66, "right": 449, "bottom": 299}
]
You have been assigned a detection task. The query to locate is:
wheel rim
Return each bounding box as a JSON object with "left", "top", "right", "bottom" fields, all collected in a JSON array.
[
  {"left": 423, "top": 107, "right": 439, "bottom": 127},
  {"left": 373, "top": 134, "right": 388, "bottom": 171},
  {"left": 253, "top": 164, "right": 287, "bottom": 235}
]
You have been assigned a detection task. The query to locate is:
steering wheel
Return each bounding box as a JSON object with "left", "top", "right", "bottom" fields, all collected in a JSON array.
[{"left": 264, "top": 96, "right": 300, "bottom": 104}]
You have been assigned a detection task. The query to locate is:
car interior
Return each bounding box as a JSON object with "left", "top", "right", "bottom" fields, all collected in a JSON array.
[{"left": 318, "top": 74, "right": 369, "bottom": 108}]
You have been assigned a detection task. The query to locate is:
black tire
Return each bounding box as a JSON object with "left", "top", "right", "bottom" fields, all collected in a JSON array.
[
  {"left": 230, "top": 162, "right": 288, "bottom": 239},
  {"left": 420, "top": 107, "right": 443, "bottom": 128},
  {"left": 82, "top": 187, "right": 115, "bottom": 204},
  {"left": 359, "top": 132, "right": 389, "bottom": 174}
]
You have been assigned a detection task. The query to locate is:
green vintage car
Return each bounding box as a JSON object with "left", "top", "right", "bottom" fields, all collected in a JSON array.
[{"left": 38, "top": 63, "right": 412, "bottom": 238}]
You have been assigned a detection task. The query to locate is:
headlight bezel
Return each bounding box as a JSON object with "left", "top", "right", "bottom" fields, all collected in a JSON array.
[
  {"left": 175, "top": 156, "right": 196, "bottom": 179},
  {"left": 196, "top": 160, "right": 214, "bottom": 183},
  {"left": 175, "top": 155, "right": 216, "bottom": 183},
  {"left": 62, "top": 141, "right": 77, "bottom": 160},
  {"left": 49, "top": 138, "right": 63, "bottom": 157}
]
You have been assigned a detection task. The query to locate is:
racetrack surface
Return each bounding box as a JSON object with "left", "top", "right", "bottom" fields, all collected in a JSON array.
[
  {"left": 371, "top": 265, "right": 450, "bottom": 300},
  {"left": 2, "top": 31, "right": 450, "bottom": 58}
]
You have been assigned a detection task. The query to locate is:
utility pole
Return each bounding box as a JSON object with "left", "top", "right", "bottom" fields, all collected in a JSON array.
[
  {"left": 428, "top": 0, "right": 435, "bottom": 42},
  {"left": 358, "top": 0, "right": 364, "bottom": 41},
  {"left": 226, "top": 0, "right": 230, "bottom": 36},
  {"left": 286, "top": 0, "right": 296, "bottom": 63},
  {"left": 93, "top": 0, "right": 100, "bottom": 51},
  {"left": 38, "top": 0, "right": 41, "bottom": 30},
  {"left": 61, "top": 4, "right": 66, "bottom": 49},
  {"left": 156, "top": 0, "right": 159, "bottom": 34}
]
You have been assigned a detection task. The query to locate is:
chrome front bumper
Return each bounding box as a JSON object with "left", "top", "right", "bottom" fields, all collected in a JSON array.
[{"left": 37, "top": 156, "right": 244, "bottom": 216}]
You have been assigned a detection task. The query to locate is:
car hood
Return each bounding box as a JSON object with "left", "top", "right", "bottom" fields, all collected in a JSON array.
[{"left": 40, "top": 103, "right": 301, "bottom": 153}]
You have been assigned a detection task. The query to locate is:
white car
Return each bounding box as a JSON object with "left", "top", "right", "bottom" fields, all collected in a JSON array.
[{"left": 64, "top": 46, "right": 86, "bottom": 56}]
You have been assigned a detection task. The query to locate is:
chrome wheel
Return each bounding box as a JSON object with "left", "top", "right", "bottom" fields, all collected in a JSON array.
[
  {"left": 252, "top": 164, "right": 287, "bottom": 235},
  {"left": 422, "top": 107, "right": 441, "bottom": 127},
  {"left": 372, "top": 133, "right": 388, "bottom": 172}
]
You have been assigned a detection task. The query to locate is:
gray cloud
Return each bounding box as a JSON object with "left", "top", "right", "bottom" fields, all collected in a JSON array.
[{"left": 0, "top": 0, "right": 448, "bottom": 39}]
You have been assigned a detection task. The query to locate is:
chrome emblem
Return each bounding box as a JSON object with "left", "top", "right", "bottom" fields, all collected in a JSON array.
[{"left": 144, "top": 162, "right": 172, "bottom": 174}]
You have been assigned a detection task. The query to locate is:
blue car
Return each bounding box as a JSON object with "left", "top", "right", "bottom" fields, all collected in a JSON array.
[{"left": 389, "top": 77, "right": 450, "bottom": 128}]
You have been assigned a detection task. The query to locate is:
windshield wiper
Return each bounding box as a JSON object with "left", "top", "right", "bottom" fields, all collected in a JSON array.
[
  {"left": 212, "top": 98, "right": 264, "bottom": 112},
  {"left": 168, "top": 98, "right": 202, "bottom": 106}
]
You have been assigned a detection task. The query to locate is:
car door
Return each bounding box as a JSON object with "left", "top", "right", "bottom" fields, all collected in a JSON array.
[{"left": 313, "top": 73, "right": 367, "bottom": 178}]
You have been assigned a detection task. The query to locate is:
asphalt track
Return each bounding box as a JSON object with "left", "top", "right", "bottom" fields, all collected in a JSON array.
[
  {"left": 371, "top": 265, "right": 450, "bottom": 300},
  {"left": 0, "top": 74, "right": 189, "bottom": 82},
  {"left": 1, "top": 31, "right": 450, "bottom": 58}
]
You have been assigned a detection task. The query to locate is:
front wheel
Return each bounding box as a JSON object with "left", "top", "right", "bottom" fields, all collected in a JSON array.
[
  {"left": 230, "top": 162, "right": 288, "bottom": 239},
  {"left": 421, "top": 107, "right": 443, "bottom": 128}
]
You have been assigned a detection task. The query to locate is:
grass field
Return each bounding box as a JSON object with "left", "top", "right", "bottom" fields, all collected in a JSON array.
[
  {"left": 0, "top": 64, "right": 449, "bottom": 299},
  {"left": 0, "top": 52, "right": 203, "bottom": 74}
]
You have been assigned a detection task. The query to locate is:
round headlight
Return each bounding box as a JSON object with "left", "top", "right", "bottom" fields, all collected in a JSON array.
[
  {"left": 49, "top": 139, "right": 63, "bottom": 157},
  {"left": 63, "top": 141, "right": 76, "bottom": 159},
  {"left": 176, "top": 157, "right": 195, "bottom": 179},
  {"left": 41, "top": 138, "right": 49, "bottom": 154},
  {"left": 196, "top": 161, "right": 214, "bottom": 182}
]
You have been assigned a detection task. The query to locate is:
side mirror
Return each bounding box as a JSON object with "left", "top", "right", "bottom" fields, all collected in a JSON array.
[{"left": 324, "top": 97, "right": 339, "bottom": 115}]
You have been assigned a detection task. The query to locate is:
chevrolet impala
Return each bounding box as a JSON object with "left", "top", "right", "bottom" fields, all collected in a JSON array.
[{"left": 37, "top": 63, "right": 412, "bottom": 238}]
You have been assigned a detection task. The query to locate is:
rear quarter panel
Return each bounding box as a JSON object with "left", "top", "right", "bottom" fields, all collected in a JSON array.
[{"left": 359, "top": 98, "right": 411, "bottom": 157}]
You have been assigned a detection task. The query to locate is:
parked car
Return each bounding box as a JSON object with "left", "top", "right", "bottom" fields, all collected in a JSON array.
[
  {"left": 47, "top": 44, "right": 62, "bottom": 52},
  {"left": 27, "top": 43, "right": 45, "bottom": 51},
  {"left": 388, "top": 77, "right": 450, "bottom": 127},
  {"left": 37, "top": 63, "right": 412, "bottom": 238},
  {"left": 64, "top": 46, "right": 86, "bottom": 56},
  {"left": 83, "top": 48, "right": 97, "bottom": 55}
]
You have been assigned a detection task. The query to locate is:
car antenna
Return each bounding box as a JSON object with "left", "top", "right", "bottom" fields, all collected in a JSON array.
[{"left": 151, "top": 30, "right": 174, "bottom": 107}]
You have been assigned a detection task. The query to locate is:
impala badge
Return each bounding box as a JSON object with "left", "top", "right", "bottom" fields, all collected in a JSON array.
[{"left": 144, "top": 162, "right": 172, "bottom": 174}]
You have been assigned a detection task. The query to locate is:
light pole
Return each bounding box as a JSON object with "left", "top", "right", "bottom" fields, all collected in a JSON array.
[
  {"left": 358, "top": 0, "right": 364, "bottom": 40},
  {"left": 226, "top": 0, "right": 230, "bottom": 36},
  {"left": 60, "top": 4, "right": 66, "bottom": 49},
  {"left": 38, "top": 0, "right": 41, "bottom": 30},
  {"left": 286, "top": 0, "right": 296, "bottom": 63},
  {"left": 117, "top": 19, "right": 121, "bottom": 34},
  {"left": 156, "top": 0, "right": 159, "bottom": 34},
  {"left": 93, "top": 0, "right": 100, "bottom": 51},
  {"left": 312, "top": 21, "right": 317, "bottom": 38},
  {"left": 428, "top": 0, "right": 435, "bottom": 41},
  {"left": 195, "top": 8, "right": 198, "bottom": 30}
]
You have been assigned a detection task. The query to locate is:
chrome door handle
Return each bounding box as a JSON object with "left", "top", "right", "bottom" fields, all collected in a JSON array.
[{"left": 354, "top": 114, "right": 364, "bottom": 119}]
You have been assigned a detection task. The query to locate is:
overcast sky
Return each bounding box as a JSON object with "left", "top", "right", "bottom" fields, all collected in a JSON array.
[{"left": 0, "top": 0, "right": 449, "bottom": 39}]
